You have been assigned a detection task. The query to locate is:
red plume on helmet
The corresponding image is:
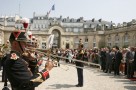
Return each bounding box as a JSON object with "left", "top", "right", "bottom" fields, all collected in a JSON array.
[
  {"left": 9, "top": 17, "right": 31, "bottom": 42},
  {"left": 21, "top": 18, "right": 29, "bottom": 30}
]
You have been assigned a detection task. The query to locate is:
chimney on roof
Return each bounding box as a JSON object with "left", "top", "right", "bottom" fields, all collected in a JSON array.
[
  {"left": 67, "top": 16, "right": 69, "bottom": 19},
  {"left": 60, "top": 15, "right": 62, "bottom": 19},
  {"left": 33, "top": 12, "right": 35, "bottom": 17},
  {"left": 92, "top": 18, "right": 95, "bottom": 22},
  {"left": 80, "top": 17, "right": 83, "bottom": 20},
  {"left": 98, "top": 19, "right": 102, "bottom": 22}
]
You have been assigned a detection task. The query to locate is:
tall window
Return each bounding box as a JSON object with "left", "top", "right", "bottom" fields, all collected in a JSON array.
[
  {"left": 41, "top": 25, "right": 43, "bottom": 28},
  {"left": 65, "top": 28, "right": 72, "bottom": 32},
  {"left": 133, "top": 34, "right": 136, "bottom": 46},
  {"left": 115, "top": 34, "right": 120, "bottom": 46},
  {"left": 0, "top": 32, "right": 2, "bottom": 44},
  {"left": 42, "top": 42, "right": 46, "bottom": 49},
  {"left": 73, "top": 28, "right": 79, "bottom": 33},
  {"left": 107, "top": 35, "right": 112, "bottom": 47},
  {"left": 80, "top": 28, "right": 83, "bottom": 32},
  {"left": 74, "top": 37, "right": 79, "bottom": 48},
  {"left": 85, "top": 37, "right": 88, "bottom": 42},
  {"left": 123, "top": 33, "right": 130, "bottom": 46},
  {"left": 66, "top": 36, "right": 69, "bottom": 41},
  {"left": 93, "top": 36, "right": 96, "bottom": 48},
  {"left": 84, "top": 37, "right": 88, "bottom": 48}
]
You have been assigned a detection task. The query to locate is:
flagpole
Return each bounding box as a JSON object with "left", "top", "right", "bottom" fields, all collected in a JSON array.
[
  {"left": 18, "top": 0, "right": 21, "bottom": 17},
  {"left": 47, "top": 4, "right": 55, "bottom": 18}
]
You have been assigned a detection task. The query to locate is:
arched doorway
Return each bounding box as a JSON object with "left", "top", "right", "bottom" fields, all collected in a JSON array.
[
  {"left": 52, "top": 30, "right": 61, "bottom": 48},
  {"left": 66, "top": 43, "right": 69, "bottom": 49}
]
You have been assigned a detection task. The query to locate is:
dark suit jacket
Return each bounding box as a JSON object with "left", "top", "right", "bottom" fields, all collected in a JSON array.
[
  {"left": 134, "top": 51, "right": 136, "bottom": 71},
  {"left": 76, "top": 49, "right": 84, "bottom": 67},
  {"left": 115, "top": 51, "right": 122, "bottom": 64},
  {"left": 106, "top": 52, "right": 113, "bottom": 64}
]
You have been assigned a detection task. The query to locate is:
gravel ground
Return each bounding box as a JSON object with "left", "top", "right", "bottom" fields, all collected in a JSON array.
[{"left": 0, "top": 62, "right": 136, "bottom": 90}]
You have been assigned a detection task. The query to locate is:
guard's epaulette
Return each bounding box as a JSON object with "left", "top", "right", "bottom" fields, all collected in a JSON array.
[{"left": 10, "top": 53, "right": 19, "bottom": 60}]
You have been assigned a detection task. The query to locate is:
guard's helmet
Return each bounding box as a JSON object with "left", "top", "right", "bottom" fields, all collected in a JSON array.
[{"left": 9, "top": 30, "right": 27, "bottom": 42}]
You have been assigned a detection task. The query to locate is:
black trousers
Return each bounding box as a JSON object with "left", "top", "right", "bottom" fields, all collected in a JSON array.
[
  {"left": 105, "top": 62, "right": 112, "bottom": 73},
  {"left": 77, "top": 68, "right": 83, "bottom": 86},
  {"left": 114, "top": 62, "right": 120, "bottom": 75},
  {"left": 2, "top": 67, "right": 6, "bottom": 82},
  {"left": 127, "top": 62, "right": 134, "bottom": 78},
  {"left": 101, "top": 58, "right": 106, "bottom": 71}
]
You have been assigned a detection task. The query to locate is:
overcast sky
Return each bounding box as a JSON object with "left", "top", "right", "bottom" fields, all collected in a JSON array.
[{"left": 0, "top": 0, "right": 136, "bottom": 24}]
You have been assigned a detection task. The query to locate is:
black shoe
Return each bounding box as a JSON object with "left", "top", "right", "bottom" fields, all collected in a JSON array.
[{"left": 75, "top": 84, "right": 83, "bottom": 87}]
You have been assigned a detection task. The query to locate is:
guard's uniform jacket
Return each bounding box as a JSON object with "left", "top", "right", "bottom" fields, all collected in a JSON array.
[
  {"left": 22, "top": 55, "right": 38, "bottom": 75},
  {"left": 75, "top": 49, "right": 84, "bottom": 86},
  {"left": 4, "top": 51, "right": 49, "bottom": 90},
  {"left": 76, "top": 49, "right": 84, "bottom": 67}
]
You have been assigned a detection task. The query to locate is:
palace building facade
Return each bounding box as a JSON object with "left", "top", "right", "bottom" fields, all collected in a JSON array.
[{"left": 0, "top": 13, "right": 136, "bottom": 49}]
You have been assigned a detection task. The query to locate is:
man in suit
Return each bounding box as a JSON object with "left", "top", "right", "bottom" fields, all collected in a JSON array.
[
  {"left": 100, "top": 48, "right": 106, "bottom": 72},
  {"left": 75, "top": 39, "right": 84, "bottom": 87},
  {"left": 126, "top": 47, "right": 135, "bottom": 78},
  {"left": 105, "top": 47, "right": 113, "bottom": 73},
  {"left": 114, "top": 46, "right": 122, "bottom": 75},
  {"left": 134, "top": 47, "right": 136, "bottom": 76}
]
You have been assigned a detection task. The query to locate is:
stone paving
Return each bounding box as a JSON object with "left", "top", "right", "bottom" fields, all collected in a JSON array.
[{"left": 0, "top": 63, "right": 136, "bottom": 90}]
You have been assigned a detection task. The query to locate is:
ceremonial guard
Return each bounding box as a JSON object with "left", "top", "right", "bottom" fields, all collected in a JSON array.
[
  {"left": 75, "top": 39, "right": 84, "bottom": 87},
  {"left": 114, "top": 46, "right": 122, "bottom": 76},
  {"left": 3, "top": 30, "right": 54, "bottom": 90},
  {"left": 23, "top": 35, "right": 39, "bottom": 74}
]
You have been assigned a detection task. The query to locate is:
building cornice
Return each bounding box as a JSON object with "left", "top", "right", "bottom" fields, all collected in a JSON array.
[{"left": 105, "top": 25, "right": 136, "bottom": 34}]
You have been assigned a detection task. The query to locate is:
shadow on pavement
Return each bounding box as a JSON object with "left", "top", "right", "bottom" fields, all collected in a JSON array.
[
  {"left": 124, "top": 86, "right": 136, "bottom": 90},
  {"left": 95, "top": 70, "right": 136, "bottom": 90},
  {"left": 48, "top": 84, "right": 75, "bottom": 89}
]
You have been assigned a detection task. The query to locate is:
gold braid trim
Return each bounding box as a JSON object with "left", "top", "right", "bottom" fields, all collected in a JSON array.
[{"left": 30, "top": 73, "right": 44, "bottom": 83}]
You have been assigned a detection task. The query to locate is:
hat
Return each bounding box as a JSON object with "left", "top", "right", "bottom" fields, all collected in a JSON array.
[{"left": 9, "top": 30, "right": 27, "bottom": 42}]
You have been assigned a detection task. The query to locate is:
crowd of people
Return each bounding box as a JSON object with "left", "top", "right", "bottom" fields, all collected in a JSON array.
[{"left": 51, "top": 46, "right": 136, "bottom": 78}]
